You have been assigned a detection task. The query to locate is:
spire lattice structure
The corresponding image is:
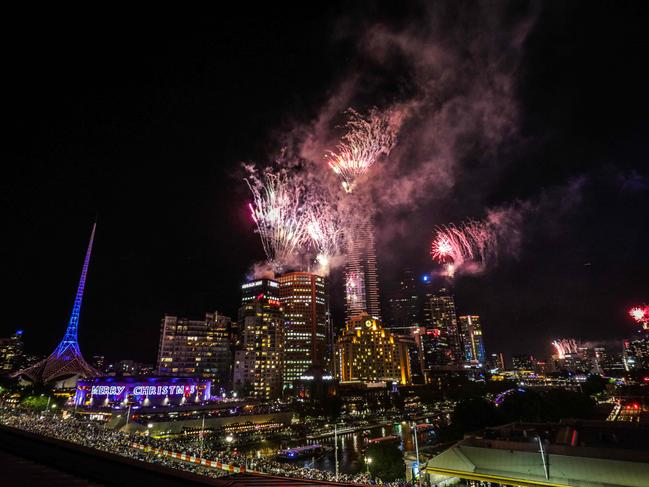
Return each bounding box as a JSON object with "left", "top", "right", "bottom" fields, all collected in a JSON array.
[{"left": 14, "top": 224, "right": 101, "bottom": 384}]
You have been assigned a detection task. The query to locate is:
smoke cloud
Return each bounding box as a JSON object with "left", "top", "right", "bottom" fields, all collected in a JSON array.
[{"left": 243, "top": 2, "right": 543, "bottom": 280}]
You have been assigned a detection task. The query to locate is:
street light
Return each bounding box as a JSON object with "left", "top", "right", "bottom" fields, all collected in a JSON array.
[
  {"left": 537, "top": 436, "right": 549, "bottom": 480},
  {"left": 199, "top": 415, "right": 205, "bottom": 459},
  {"left": 412, "top": 421, "right": 421, "bottom": 487},
  {"left": 366, "top": 456, "right": 372, "bottom": 474}
]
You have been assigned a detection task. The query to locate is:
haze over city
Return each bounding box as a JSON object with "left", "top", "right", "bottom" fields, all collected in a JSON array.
[{"left": 1, "top": 3, "right": 648, "bottom": 486}]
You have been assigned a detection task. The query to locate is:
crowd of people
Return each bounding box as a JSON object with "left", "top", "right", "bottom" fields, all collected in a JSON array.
[
  {"left": 138, "top": 433, "right": 377, "bottom": 484},
  {"left": 0, "top": 410, "right": 230, "bottom": 480},
  {"left": 0, "top": 409, "right": 419, "bottom": 486}
]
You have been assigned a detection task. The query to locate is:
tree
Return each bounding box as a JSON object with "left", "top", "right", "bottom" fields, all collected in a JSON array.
[
  {"left": 451, "top": 397, "right": 502, "bottom": 433},
  {"left": 321, "top": 394, "right": 343, "bottom": 421},
  {"left": 499, "top": 389, "right": 597, "bottom": 423},
  {"left": 542, "top": 389, "right": 596, "bottom": 421},
  {"left": 365, "top": 443, "right": 405, "bottom": 482},
  {"left": 20, "top": 395, "right": 50, "bottom": 411},
  {"left": 582, "top": 374, "right": 608, "bottom": 396},
  {"left": 499, "top": 390, "right": 545, "bottom": 422}
]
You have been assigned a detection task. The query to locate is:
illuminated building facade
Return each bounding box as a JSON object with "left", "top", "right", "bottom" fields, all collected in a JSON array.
[
  {"left": 489, "top": 352, "right": 506, "bottom": 370},
  {"left": 458, "top": 315, "right": 486, "bottom": 365},
  {"left": 344, "top": 216, "right": 381, "bottom": 321},
  {"left": 623, "top": 332, "right": 649, "bottom": 371},
  {"left": 157, "top": 312, "right": 233, "bottom": 389},
  {"left": 277, "top": 272, "right": 328, "bottom": 389},
  {"left": 387, "top": 269, "right": 419, "bottom": 328},
  {"left": 593, "top": 346, "right": 625, "bottom": 374},
  {"left": 0, "top": 330, "right": 24, "bottom": 373},
  {"left": 512, "top": 354, "right": 534, "bottom": 371},
  {"left": 336, "top": 313, "right": 410, "bottom": 385},
  {"left": 421, "top": 288, "right": 461, "bottom": 368},
  {"left": 233, "top": 279, "right": 284, "bottom": 399}
]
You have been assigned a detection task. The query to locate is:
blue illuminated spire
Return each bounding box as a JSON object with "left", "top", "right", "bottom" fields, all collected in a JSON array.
[
  {"left": 53, "top": 223, "right": 96, "bottom": 358},
  {"left": 13, "top": 223, "right": 100, "bottom": 383}
]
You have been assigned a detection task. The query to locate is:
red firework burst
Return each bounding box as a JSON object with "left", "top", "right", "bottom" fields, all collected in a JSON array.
[
  {"left": 629, "top": 305, "right": 649, "bottom": 328},
  {"left": 431, "top": 235, "right": 454, "bottom": 262}
]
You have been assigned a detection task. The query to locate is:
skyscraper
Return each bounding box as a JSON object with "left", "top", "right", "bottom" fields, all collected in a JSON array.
[
  {"left": 344, "top": 216, "right": 381, "bottom": 321},
  {"left": 421, "top": 287, "right": 462, "bottom": 368},
  {"left": 623, "top": 332, "right": 649, "bottom": 370},
  {"left": 0, "top": 330, "right": 25, "bottom": 373},
  {"left": 387, "top": 269, "right": 419, "bottom": 328},
  {"left": 336, "top": 313, "right": 410, "bottom": 385},
  {"left": 233, "top": 279, "right": 284, "bottom": 399},
  {"left": 458, "top": 315, "right": 486, "bottom": 365},
  {"left": 511, "top": 354, "right": 534, "bottom": 371},
  {"left": 277, "top": 272, "right": 328, "bottom": 389},
  {"left": 157, "top": 311, "right": 233, "bottom": 389}
]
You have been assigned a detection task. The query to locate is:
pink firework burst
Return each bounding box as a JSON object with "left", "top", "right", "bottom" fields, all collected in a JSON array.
[
  {"left": 431, "top": 235, "right": 454, "bottom": 262},
  {"left": 326, "top": 108, "right": 397, "bottom": 193},
  {"left": 629, "top": 305, "right": 649, "bottom": 328}
]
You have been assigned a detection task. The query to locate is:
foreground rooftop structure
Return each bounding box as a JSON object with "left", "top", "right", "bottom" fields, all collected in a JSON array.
[{"left": 424, "top": 421, "right": 649, "bottom": 487}]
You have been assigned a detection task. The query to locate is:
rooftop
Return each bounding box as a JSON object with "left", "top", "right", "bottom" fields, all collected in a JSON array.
[{"left": 424, "top": 421, "right": 649, "bottom": 487}]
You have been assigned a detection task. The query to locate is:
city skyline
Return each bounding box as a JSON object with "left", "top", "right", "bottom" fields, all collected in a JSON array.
[
  {"left": 1, "top": 5, "right": 648, "bottom": 486},
  {"left": 2, "top": 3, "right": 648, "bottom": 365}
]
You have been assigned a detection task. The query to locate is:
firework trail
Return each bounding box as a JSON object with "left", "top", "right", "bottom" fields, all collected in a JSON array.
[
  {"left": 629, "top": 305, "right": 649, "bottom": 330},
  {"left": 245, "top": 167, "right": 309, "bottom": 272},
  {"left": 345, "top": 272, "right": 365, "bottom": 307},
  {"left": 430, "top": 220, "right": 497, "bottom": 277},
  {"left": 305, "top": 202, "right": 343, "bottom": 273},
  {"left": 326, "top": 108, "right": 397, "bottom": 193},
  {"left": 551, "top": 339, "right": 579, "bottom": 359}
]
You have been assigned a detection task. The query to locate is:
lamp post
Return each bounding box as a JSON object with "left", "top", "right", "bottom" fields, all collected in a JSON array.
[
  {"left": 199, "top": 414, "right": 205, "bottom": 459},
  {"left": 334, "top": 424, "right": 339, "bottom": 481},
  {"left": 538, "top": 436, "right": 549, "bottom": 480},
  {"left": 412, "top": 421, "right": 421, "bottom": 487},
  {"left": 366, "top": 456, "right": 372, "bottom": 475}
]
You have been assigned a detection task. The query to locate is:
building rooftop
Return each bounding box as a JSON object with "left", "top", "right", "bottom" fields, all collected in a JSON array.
[{"left": 424, "top": 421, "right": 649, "bottom": 487}]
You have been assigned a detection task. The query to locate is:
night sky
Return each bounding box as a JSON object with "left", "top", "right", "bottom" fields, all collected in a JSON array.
[{"left": 2, "top": 2, "right": 647, "bottom": 365}]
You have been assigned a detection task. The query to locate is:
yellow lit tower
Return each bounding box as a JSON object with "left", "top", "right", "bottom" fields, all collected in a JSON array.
[{"left": 336, "top": 312, "right": 411, "bottom": 385}]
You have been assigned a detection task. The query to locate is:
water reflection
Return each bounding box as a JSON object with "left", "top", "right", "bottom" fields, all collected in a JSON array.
[{"left": 233, "top": 420, "right": 436, "bottom": 475}]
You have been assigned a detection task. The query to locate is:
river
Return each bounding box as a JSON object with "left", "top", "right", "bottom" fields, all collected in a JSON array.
[{"left": 232, "top": 420, "right": 437, "bottom": 475}]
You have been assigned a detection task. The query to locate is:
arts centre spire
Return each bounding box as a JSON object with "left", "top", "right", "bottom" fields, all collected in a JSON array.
[{"left": 13, "top": 223, "right": 100, "bottom": 385}]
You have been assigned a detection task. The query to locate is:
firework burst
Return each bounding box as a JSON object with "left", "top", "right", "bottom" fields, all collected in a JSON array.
[
  {"left": 345, "top": 272, "right": 364, "bottom": 306},
  {"left": 629, "top": 305, "right": 649, "bottom": 330},
  {"left": 551, "top": 339, "right": 579, "bottom": 359},
  {"left": 245, "top": 168, "right": 309, "bottom": 271},
  {"left": 326, "top": 108, "right": 397, "bottom": 193},
  {"left": 305, "top": 203, "right": 343, "bottom": 274},
  {"left": 430, "top": 220, "right": 497, "bottom": 276}
]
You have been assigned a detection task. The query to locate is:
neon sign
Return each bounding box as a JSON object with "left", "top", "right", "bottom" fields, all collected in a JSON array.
[
  {"left": 89, "top": 384, "right": 196, "bottom": 396},
  {"left": 132, "top": 385, "right": 195, "bottom": 396},
  {"left": 91, "top": 385, "right": 125, "bottom": 396},
  {"left": 242, "top": 281, "right": 262, "bottom": 289}
]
